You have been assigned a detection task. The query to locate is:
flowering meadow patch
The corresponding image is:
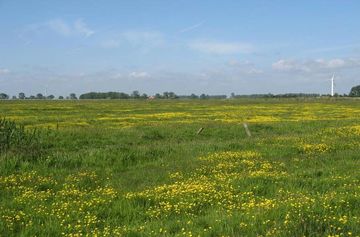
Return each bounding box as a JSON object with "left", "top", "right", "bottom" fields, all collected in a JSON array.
[{"left": 0, "top": 98, "right": 359, "bottom": 236}]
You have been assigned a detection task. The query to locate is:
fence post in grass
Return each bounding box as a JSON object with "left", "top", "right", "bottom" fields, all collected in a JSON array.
[
  {"left": 243, "top": 123, "right": 251, "bottom": 137},
  {"left": 197, "top": 127, "right": 204, "bottom": 135}
]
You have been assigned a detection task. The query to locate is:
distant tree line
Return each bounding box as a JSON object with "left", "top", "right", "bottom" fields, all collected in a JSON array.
[
  {"left": 1, "top": 85, "right": 360, "bottom": 100},
  {"left": 79, "top": 91, "right": 147, "bottom": 99},
  {"left": 178, "top": 94, "right": 227, "bottom": 99},
  {"left": 0, "top": 92, "right": 77, "bottom": 100},
  {"left": 230, "top": 92, "right": 349, "bottom": 98},
  {"left": 79, "top": 91, "right": 227, "bottom": 100}
]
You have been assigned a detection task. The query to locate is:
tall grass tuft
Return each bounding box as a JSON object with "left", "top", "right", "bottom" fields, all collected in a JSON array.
[{"left": 0, "top": 118, "right": 48, "bottom": 159}]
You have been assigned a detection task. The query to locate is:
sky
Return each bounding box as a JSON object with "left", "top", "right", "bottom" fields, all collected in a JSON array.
[{"left": 0, "top": 0, "right": 360, "bottom": 96}]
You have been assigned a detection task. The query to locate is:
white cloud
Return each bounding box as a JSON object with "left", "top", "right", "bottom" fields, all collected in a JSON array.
[
  {"left": 246, "top": 68, "right": 263, "bottom": 74},
  {"left": 189, "top": 40, "right": 253, "bottom": 54},
  {"left": 74, "top": 19, "right": 94, "bottom": 37},
  {"left": 129, "top": 71, "right": 150, "bottom": 78},
  {"left": 272, "top": 58, "right": 360, "bottom": 72},
  {"left": 100, "top": 31, "right": 165, "bottom": 50},
  {"left": 321, "top": 59, "right": 345, "bottom": 68},
  {"left": 227, "top": 60, "right": 263, "bottom": 74},
  {"left": 305, "top": 43, "right": 360, "bottom": 54},
  {"left": 228, "top": 60, "right": 253, "bottom": 67},
  {"left": 0, "top": 68, "right": 10, "bottom": 75},
  {"left": 272, "top": 59, "right": 307, "bottom": 72},
  {"left": 23, "top": 18, "right": 95, "bottom": 38}
]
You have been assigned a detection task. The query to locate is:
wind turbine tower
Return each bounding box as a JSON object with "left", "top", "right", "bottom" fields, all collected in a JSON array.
[{"left": 331, "top": 74, "right": 335, "bottom": 97}]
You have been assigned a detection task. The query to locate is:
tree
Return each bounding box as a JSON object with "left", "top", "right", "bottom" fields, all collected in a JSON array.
[
  {"left": 200, "top": 93, "right": 207, "bottom": 99},
  {"left": 36, "top": 93, "right": 44, "bottom": 99},
  {"left": 47, "top": 95, "right": 55, "bottom": 99},
  {"left": 119, "top": 92, "right": 130, "bottom": 99},
  {"left": 131, "top": 90, "right": 140, "bottom": 99},
  {"left": 349, "top": 85, "right": 360, "bottom": 97},
  {"left": 58, "top": 96, "right": 64, "bottom": 99},
  {"left": 154, "top": 93, "right": 162, "bottom": 99},
  {"left": 0, "top": 93, "right": 9, "bottom": 99},
  {"left": 12, "top": 95, "right": 17, "bottom": 100},
  {"left": 69, "top": 93, "right": 77, "bottom": 100},
  {"left": 163, "top": 92, "right": 169, "bottom": 99},
  {"left": 168, "top": 92, "right": 177, "bottom": 99},
  {"left": 18, "top": 92, "right": 26, "bottom": 99},
  {"left": 141, "top": 93, "right": 148, "bottom": 99},
  {"left": 190, "top": 93, "right": 198, "bottom": 99},
  {"left": 79, "top": 92, "right": 130, "bottom": 99}
]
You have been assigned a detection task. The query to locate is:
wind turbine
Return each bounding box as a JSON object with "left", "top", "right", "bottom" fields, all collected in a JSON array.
[{"left": 331, "top": 74, "right": 335, "bottom": 96}]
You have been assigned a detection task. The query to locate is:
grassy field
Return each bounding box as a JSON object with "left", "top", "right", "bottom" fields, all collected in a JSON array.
[{"left": 0, "top": 98, "right": 359, "bottom": 237}]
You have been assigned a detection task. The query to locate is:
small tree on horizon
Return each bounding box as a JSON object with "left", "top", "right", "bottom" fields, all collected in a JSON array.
[
  {"left": 131, "top": 90, "right": 140, "bottom": 99},
  {"left": 36, "top": 93, "right": 44, "bottom": 99},
  {"left": 18, "top": 92, "right": 25, "bottom": 99},
  {"left": 168, "top": 92, "right": 177, "bottom": 99},
  {"left": 0, "top": 93, "right": 9, "bottom": 99},
  {"left": 190, "top": 93, "right": 198, "bottom": 99},
  {"left": 163, "top": 92, "right": 169, "bottom": 99},
  {"left": 69, "top": 93, "right": 77, "bottom": 100}
]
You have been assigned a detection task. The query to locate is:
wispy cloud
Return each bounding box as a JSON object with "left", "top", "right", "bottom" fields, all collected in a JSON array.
[
  {"left": 74, "top": 19, "right": 94, "bottom": 38},
  {"left": 22, "top": 18, "right": 95, "bottom": 38},
  {"left": 0, "top": 68, "right": 10, "bottom": 75},
  {"left": 100, "top": 39, "right": 120, "bottom": 49},
  {"left": 129, "top": 71, "right": 150, "bottom": 78},
  {"left": 227, "top": 60, "right": 263, "bottom": 74},
  {"left": 272, "top": 58, "right": 360, "bottom": 72},
  {"left": 111, "top": 73, "right": 123, "bottom": 79},
  {"left": 305, "top": 43, "right": 360, "bottom": 54},
  {"left": 189, "top": 40, "right": 253, "bottom": 54},
  {"left": 179, "top": 21, "right": 205, "bottom": 33},
  {"left": 272, "top": 59, "right": 306, "bottom": 72},
  {"left": 47, "top": 19, "right": 71, "bottom": 36},
  {"left": 122, "top": 31, "right": 165, "bottom": 47},
  {"left": 100, "top": 30, "right": 165, "bottom": 49}
]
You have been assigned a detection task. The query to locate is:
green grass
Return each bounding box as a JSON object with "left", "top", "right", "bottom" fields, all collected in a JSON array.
[{"left": 0, "top": 98, "right": 359, "bottom": 236}]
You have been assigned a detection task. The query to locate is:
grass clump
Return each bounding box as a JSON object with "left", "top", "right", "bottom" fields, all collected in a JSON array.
[{"left": 0, "top": 118, "right": 51, "bottom": 160}]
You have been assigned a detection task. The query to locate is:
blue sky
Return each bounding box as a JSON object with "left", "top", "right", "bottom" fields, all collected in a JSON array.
[{"left": 0, "top": 0, "right": 360, "bottom": 96}]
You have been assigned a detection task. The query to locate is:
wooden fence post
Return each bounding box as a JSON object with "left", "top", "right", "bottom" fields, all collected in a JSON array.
[{"left": 243, "top": 123, "right": 251, "bottom": 137}]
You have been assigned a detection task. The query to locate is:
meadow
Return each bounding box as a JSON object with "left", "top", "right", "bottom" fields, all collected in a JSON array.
[{"left": 0, "top": 98, "right": 359, "bottom": 237}]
